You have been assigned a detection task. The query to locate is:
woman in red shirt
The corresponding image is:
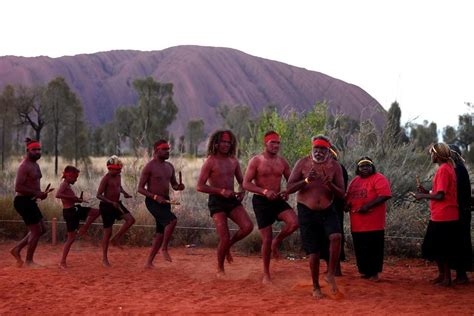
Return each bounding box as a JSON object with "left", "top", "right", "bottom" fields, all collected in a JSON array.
[
  {"left": 346, "top": 157, "right": 392, "bottom": 281},
  {"left": 414, "top": 143, "right": 460, "bottom": 287}
]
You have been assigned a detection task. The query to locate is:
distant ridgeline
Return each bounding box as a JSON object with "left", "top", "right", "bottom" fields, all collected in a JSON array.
[{"left": 0, "top": 45, "right": 385, "bottom": 138}]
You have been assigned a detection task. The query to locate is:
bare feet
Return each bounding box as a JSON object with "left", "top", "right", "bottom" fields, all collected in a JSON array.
[
  {"left": 453, "top": 277, "right": 469, "bottom": 285},
  {"left": 24, "top": 261, "right": 42, "bottom": 269},
  {"left": 10, "top": 247, "right": 23, "bottom": 267},
  {"left": 143, "top": 262, "right": 155, "bottom": 269},
  {"left": 430, "top": 275, "right": 444, "bottom": 284},
  {"left": 59, "top": 262, "right": 68, "bottom": 269},
  {"left": 324, "top": 275, "right": 338, "bottom": 294},
  {"left": 262, "top": 274, "right": 272, "bottom": 284},
  {"left": 216, "top": 269, "right": 226, "bottom": 279},
  {"left": 436, "top": 279, "right": 452, "bottom": 287},
  {"left": 102, "top": 259, "right": 111, "bottom": 267},
  {"left": 368, "top": 274, "right": 380, "bottom": 282},
  {"left": 110, "top": 239, "right": 123, "bottom": 250},
  {"left": 312, "top": 287, "right": 324, "bottom": 299},
  {"left": 226, "top": 250, "right": 233, "bottom": 264},
  {"left": 162, "top": 250, "right": 172, "bottom": 262}
]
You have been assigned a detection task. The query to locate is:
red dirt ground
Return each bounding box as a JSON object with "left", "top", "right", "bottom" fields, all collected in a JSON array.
[{"left": 0, "top": 242, "right": 472, "bottom": 315}]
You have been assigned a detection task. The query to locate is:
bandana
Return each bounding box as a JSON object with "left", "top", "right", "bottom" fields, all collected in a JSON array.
[
  {"left": 264, "top": 133, "right": 280, "bottom": 144},
  {"left": 27, "top": 141, "right": 41, "bottom": 150},
  {"left": 357, "top": 159, "right": 373, "bottom": 166},
  {"left": 107, "top": 164, "right": 123, "bottom": 170},
  {"left": 155, "top": 143, "right": 170, "bottom": 151},
  {"left": 62, "top": 171, "right": 79, "bottom": 178},
  {"left": 221, "top": 132, "right": 231, "bottom": 142},
  {"left": 312, "top": 139, "right": 331, "bottom": 148}
]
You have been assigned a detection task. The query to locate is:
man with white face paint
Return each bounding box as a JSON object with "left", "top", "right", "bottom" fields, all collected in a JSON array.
[{"left": 287, "top": 135, "right": 345, "bottom": 299}]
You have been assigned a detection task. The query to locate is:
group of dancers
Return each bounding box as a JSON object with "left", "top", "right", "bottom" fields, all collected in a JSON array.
[{"left": 9, "top": 131, "right": 472, "bottom": 298}]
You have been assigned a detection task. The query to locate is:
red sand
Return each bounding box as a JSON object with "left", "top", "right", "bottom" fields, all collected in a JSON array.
[{"left": 0, "top": 242, "right": 472, "bottom": 315}]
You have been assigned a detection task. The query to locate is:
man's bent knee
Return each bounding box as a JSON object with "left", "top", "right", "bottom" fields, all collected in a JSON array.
[{"left": 242, "top": 222, "right": 254, "bottom": 236}]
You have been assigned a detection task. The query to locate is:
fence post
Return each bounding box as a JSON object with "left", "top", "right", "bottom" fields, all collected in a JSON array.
[{"left": 51, "top": 217, "right": 57, "bottom": 246}]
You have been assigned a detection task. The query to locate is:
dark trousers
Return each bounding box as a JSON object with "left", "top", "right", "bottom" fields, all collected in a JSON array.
[{"left": 352, "top": 230, "right": 385, "bottom": 276}]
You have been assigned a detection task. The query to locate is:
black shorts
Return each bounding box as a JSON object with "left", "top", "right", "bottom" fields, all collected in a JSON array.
[
  {"left": 208, "top": 195, "right": 242, "bottom": 217},
  {"left": 145, "top": 197, "right": 177, "bottom": 233},
  {"left": 422, "top": 220, "right": 461, "bottom": 267},
  {"left": 99, "top": 201, "right": 130, "bottom": 229},
  {"left": 252, "top": 194, "right": 292, "bottom": 229},
  {"left": 14, "top": 196, "right": 43, "bottom": 225},
  {"left": 297, "top": 203, "right": 340, "bottom": 255},
  {"left": 63, "top": 205, "right": 92, "bottom": 232}
]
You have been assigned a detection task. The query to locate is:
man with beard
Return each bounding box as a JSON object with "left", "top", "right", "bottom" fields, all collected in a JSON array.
[
  {"left": 287, "top": 135, "right": 345, "bottom": 298},
  {"left": 10, "top": 138, "right": 53, "bottom": 267},
  {"left": 138, "top": 140, "right": 185, "bottom": 267}
]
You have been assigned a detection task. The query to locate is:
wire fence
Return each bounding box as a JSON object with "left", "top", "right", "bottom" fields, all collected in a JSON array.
[{"left": 0, "top": 219, "right": 425, "bottom": 240}]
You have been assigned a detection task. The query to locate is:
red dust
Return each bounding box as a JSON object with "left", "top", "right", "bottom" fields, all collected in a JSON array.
[{"left": 0, "top": 242, "right": 472, "bottom": 314}]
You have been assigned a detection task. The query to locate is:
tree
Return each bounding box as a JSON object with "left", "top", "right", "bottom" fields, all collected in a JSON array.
[
  {"left": 442, "top": 125, "right": 457, "bottom": 144},
  {"left": 242, "top": 103, "right": 326, "bottom": 166},
  {"left": 177, "top": 135, "right": 185, "bottom": 155},
  {"left": 0, "top": 85, "right": 16, "bottom": 170},
  {"left": 359, "top": 120, "right": 379, "bottom": 149},
  {"left": 61, "top": 95, "right": 89, "bottom": 165},
  {"left": 457, "top": 113, "right": 473, "bottom": 151},
  {"left": 132, "top": 77, "right": 178, "bottom": 150},
  {"left": 383, "top": 101, "right": 407, "bottom": 147},
  {"left": 409, "top": 120, "right": 438, "bottom": 150},
  {"left": 42, "top": 77, "right": 78, "bottom": 175},
  {"left": 114, "top": 106, "right": 139, "bottom": 155},
  {"left": 185, "top": 119, "right": 205, "bottom": 156},
  {"left": 216, "top": 103, "right": 253, "bottom": 140},
  {"left": 16, "top": 85, "right": 46, "bottom": 141},
  {"left": 88, "top": 126, "right": 105, "bottom": 156},
  {"left": 326, "top": 112, "right": 360, "bottom": 151}
]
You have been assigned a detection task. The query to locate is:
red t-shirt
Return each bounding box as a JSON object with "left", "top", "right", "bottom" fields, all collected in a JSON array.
[
  {"left": 346, "top": 173, "right": 392, "bottom": 232},
  {"left": 430, "top": 163, "right": 458, "bottom": 221}
]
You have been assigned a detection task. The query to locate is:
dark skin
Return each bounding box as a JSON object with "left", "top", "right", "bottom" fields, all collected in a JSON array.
[
  {"left": 243, "top": 139, "right": 298, "bottom": 284},
  {"left": 97, "top": 168, "right": 135, "bottom": 267},
  {"left": 411, "top": 151, "right": 452, "bottom": 286},
  {"left": 197, "top": 139, "right": 254, "bottom": 277},
  {"left": 56, "top": 172, "right": 100, "bottom": 268},
  {"left": 345, "top": 163, "right": 391, "bottom": 281},
  {"left": 287, "top": 145, "right": 344, "bottom": 298},
  {"left": 346, "top": 163, "right": 391, "bottom": 214},
  {"left": 138, "top": 146, "right": 185, "bottom": 266},
  {"left": 10, "top": 147, "right": 50, "bottom": 268}
]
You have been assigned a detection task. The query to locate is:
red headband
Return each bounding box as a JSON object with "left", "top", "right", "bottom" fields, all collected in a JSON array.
[
  {"left": 264, "top": 133, "right": 280, "bottom": 144},
  {"left": 27, "top": 142, "right": 41, "bottom": 150},
  {"left": 62, "top": 171, "right": 79, "bottom": 178},
  {"left": 155, "top": 143, "right": 170, "bottom": 151},
  {"left": 221, "top": 132, "right": 231, "bottom": 142},
  {"left": 107, "top": 164, "right": 122, "bottom": 170},
  {"left": 312, "top": 139, "right": 331, "bottom": 148}
]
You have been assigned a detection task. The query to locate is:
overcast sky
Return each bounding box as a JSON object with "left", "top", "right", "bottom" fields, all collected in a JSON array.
[{"left": 2, "top": 0, "right": 473, "bottom": 129}]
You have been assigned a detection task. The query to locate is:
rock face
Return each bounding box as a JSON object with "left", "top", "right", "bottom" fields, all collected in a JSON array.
[{"left": 0, "top": 45, "right": 385, "bottom": 135}]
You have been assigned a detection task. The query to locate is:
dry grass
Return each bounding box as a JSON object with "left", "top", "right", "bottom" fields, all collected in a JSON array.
[{"left": 1, "top": 154, "right": 471, "bottom": 257}]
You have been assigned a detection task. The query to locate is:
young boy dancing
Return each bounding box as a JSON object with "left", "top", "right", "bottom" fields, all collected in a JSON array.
[
  {"left": 56, "top": 165, "right": 100, "bottom": 268},
  {"left": 96, "top": 156, "right": 135, "bottom": 267}
]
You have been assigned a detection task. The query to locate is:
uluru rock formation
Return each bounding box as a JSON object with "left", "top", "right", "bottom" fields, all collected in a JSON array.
[{"left": 0, "top": 45, "right": 385, "bottom": 136}]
